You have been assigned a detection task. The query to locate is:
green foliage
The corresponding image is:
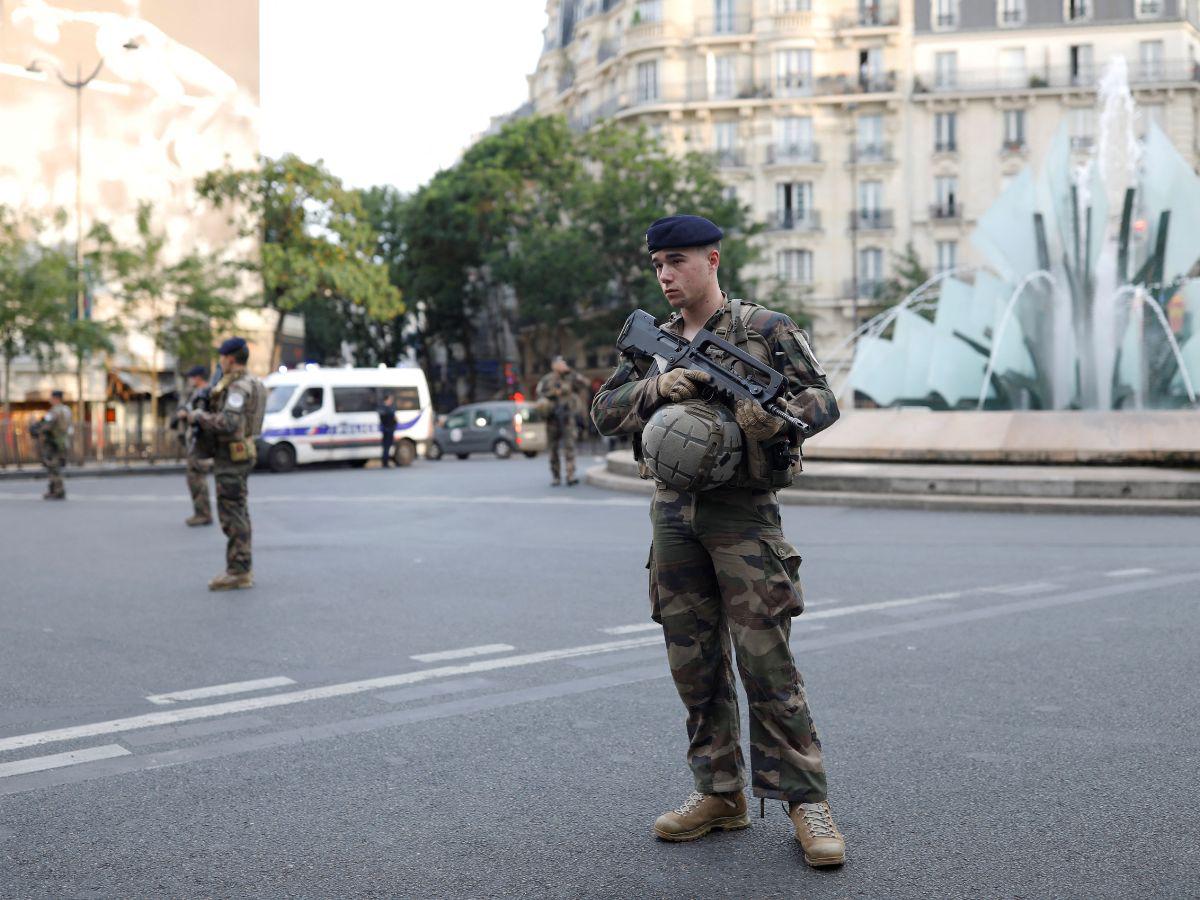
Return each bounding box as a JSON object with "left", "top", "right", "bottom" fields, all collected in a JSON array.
[
  {"left": 197, "top": 154, "right": 403, "bottom": 365},
  {"left": 877, "top": 241, "right": 931, "bottom": 309}
]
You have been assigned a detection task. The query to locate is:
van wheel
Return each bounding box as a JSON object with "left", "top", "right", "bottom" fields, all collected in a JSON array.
[
  {"left": 427, "top": 441, "right": 443, "bottom": 460},
  {"left": 349, "top": 459, "right": 369, "bottom": 468},
  {"left": 393, "top": 439, "right": 416, "bottom": 467},
  {"left": 523, "top": 451, "right": 538, "bottom": 458},
  {"left": 455, "top": 453, "right": 470, "bottom": 460},
  {"left": 268, "top": 442, "right": 296, "bottom": 473},
  {"left": 493, "top": 439, "right": 513, "bottom": 459}
]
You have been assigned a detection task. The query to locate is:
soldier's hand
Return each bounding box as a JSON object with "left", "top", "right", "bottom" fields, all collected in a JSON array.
[
  {"left": 734, "top": 398, "right": 786, "bottom": 442},
  {"left": 656, "top": 369, "right": 712, "bottom": 404}
]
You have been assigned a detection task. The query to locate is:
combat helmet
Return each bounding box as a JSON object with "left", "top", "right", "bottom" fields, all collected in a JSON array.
[{"left": 641, "top": 399, "right": 744, "bottom": 492}]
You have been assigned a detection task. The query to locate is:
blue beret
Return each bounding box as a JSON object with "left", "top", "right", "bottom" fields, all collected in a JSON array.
[
  {"left": 185, "top": 364, "right": 209, "bottom": 379},
  {"left": 646, "top": 215, "right": 723, "bottom": 254},
  {"left": 217, "top": 337, "right": 247, "bottom": 356}
]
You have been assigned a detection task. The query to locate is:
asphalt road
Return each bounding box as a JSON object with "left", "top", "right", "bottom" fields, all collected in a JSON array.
[{"left": 1, "top": 454, "right": 1198, "bottom": 899}]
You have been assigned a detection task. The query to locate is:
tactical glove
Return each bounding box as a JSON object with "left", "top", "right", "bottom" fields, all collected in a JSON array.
[
  {"left": 657, "top": 368, "right": 712, "bottom": 403},
  {"left": 734, "top": 397, "right": 786, "bottom": 442}
]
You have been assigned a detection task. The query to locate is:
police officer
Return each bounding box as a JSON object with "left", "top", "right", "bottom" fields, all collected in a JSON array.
[
  {"left": 173, "top": 364, "right": 214, "bottom": 526},
  {"left": 536, "top": 355, "right": 589, "bottom": 486},
  {"left": 591, "top": 215, "right": 846, "bottom": 867},
  {"left": 377, "top": 392, "right": 397, "bottom": 468},
  {"left": 34, "top": 389, "right": 72, "bottom": 501},
  {"left": 187, "top": 337, "right": 266, "bottom": 591}
]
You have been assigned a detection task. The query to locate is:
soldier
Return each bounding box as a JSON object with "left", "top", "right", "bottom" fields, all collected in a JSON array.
[
  {"left": 173, "top": 364, "right": 214, "bottom": 526},
  {"left": 187, "top": 337, "right": 267, "bottom": 591},
  {"left": 33, "top": 390, "right": 72, "bottom": 501},
  {"left": 591, "top": 215, "right": 846, "bottom": 868},
  {"left": 536, "top": 355, "right": 589, "bottom": 486}
]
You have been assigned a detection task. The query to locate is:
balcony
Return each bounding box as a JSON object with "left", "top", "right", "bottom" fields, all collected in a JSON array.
[
  {"left": 713, "top": 148, "right": 748, "bottom": 168},
  {"left": 772, "top": 211, "right": 823, "bottom": 231},
  {"left": 688, "top": 79, "right": 761, "bottom": 102},
  {"left": 1001, "top": 138, "right": 1027, "bottom": 153},
  {"left": 843, "top": 279, "right": 889, "bottom": 299},
  {"left": 930, "top": 202, "right": 964, "bottom": 221},
  {"left": 597, "top": 39, "right": 620, "bottom": 65},
  {"left": 767, "top": 142, "right": 821, "bottom": 164},
  {"left": 849, "top": 142, "right": 893, "bottom": 164},
  {"left": 557, "top": 69, "right": 576, "bottom": 94},
  {"left": 768, "top": 70, "right": 897, "bottom": 99},
  {"left": 836, "top": 2, "right": 900, "bottom": 28},
  {"left": 695, "top": 14, "right": 753, "bottom": 36},
  {"left": 1069, "top": 135, "right": 1095, "bottom": 151},
  {"left": 934, "top": 12, "right": 958, "bottom": 28},
  {"left": 934, "top": 140, "right": 957, "bottom": 153},
  {"left": 849, "top": 209, "right": 894, "bottom": 231},
  {"left": 624, "top": 19, "right": 681, "bottom": 49},
  {"left": 1137, "top": 0, "right": 1163, "bottom": 14},
  {"left": 998, "top": 6, "right": 1024, "bottom": 24},
  {"left": 915, "top": 60, "right": 1200, "bottom": 95},
  {"left": 771, "top": 10, "right": 813, "bottom": 30}
]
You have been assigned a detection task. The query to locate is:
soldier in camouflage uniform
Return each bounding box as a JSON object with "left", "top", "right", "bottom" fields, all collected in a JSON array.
[
  {"left": 173, "top": 365, "right": 214, "bottom": 526},
  {"left": 536, "top": 356, "right": 590, "bottom": 486},
  {"left": 189, "top": 337, "right": 267, "bottom": 591},
  {"left": 34, "top": 390, "right": 72, "bottom": 501},
  {"left": 591, "top": 215, "right": 846, "bottom": 868}
]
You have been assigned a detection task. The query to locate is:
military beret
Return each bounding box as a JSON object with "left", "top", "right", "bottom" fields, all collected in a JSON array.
[
  {"left": 646, "top": 215, "right": 723, "bottom": 254},
  {"left": 217, "top": 337, "right": 247, "bottom": 356},
  {"left": 50, "top": 389, "right": 64, "bottom": 399},
  {"left": 185, "top": 364, "right": 209, "bottom": 379}
]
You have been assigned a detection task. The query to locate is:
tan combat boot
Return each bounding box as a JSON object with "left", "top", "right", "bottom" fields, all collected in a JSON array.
[
  {"left": 789, "top": 801, "right": 846, "bottom": 867},
  {"left": 653, "top": 791, "right": 750, "bottom": 842},
  {"left": 208, "top": 571, "right": 254, "bottom": 591},
  {"left": 185, "top": 515, "right": 213, "bottom": 526}
]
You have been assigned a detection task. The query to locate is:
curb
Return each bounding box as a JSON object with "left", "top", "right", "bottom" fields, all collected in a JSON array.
[
  {"left": 0, "top": 463, "right": 187, "bottom": 482},
  {"left": 584, "top": 466, "right": 1200, "bottom": 516}
]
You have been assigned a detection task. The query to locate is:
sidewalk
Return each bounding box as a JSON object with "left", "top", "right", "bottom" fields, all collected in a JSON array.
[
  {"left": 0, "top": 460, "right": 186, "bottom": 481},
  {"left": 587, "top": 450, "right": 1200, "bottom": 515}
]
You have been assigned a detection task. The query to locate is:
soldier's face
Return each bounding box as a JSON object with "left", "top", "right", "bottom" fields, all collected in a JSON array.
[
  {"left": 189, "top": 376, "right": 206, "bottom": 389},
  {"left": 651, "top": 247, "right": 718, "bottom": 310}
]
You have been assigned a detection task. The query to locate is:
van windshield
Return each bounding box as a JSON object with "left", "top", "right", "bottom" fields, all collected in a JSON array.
[{"left": 266, "top": 385, "right": 297, "bottom": 414}]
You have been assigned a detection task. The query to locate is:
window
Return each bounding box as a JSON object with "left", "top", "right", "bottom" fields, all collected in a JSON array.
[
  {"left": 471, "top": 408, "right": 494, "bottom": 428},
  {"left": 859, "top": 47, "right": 884, "bottom": 90},
  {"left": 636, "top": 60, "right": 658, "bottom": 102},
  {"left": 1139, "top": 103, "right": 1165, "bottom": 138},
  {"left": 266, "top": 384, "right": 297, "bottom": 414},
  {"left": 1003, "top": 108, "right": 1025, "bottom": 150},
  {"left": 935, "top": 111, "right": 957, "bottom": 152},
  {"left": 1000, "top": 48, "right": 1026, "bottom": 88},
  {"left": 775, "top": 49, "right": 813, "bottom": 96},
  {"left": 1065, "top": 0, "right": 1089, "bottom": 20},
  {"left": 933, "top": 0, "right": 958, "bottom": 29},
  {"left": 858, "top": 179, "right": 882, "bottom": 215},
  {"left": 856, "top": 114, "right": 885, "bottom": 159},
  {"left": 294, "top": 387, "right": 324, "bottom": 417},
  {"left": 998, "top": 0, "right": 1024, "bottom": 25},
  {"left": 714, "top": 0, "right": 737, "bottom": 32},
  {"left": 935, "top": 175, "right": 958, "bottom": 215},
  {"left": 444, "top": 412, "right": 469, "bottom": 430},
  {"left": 1070, "top": 107, "right": 1095, "bottom": 149},
  {"left": 332, "top": 386, "right": 377, "bottom": 413},
  {"left": 859, "top": 0, "right": 884, "bottom": 24},
  {"left": 1136, "top": 0, "right": 1163, "bottom": 17},
  {"left": 1139, "top": 40, "right": 1165, "bottom": 80},
  {"left": 776, "top": 0, "right": 811, "bottom": 10},
  {"left": 712, "top": 55, "right": 737, "bottom": 98},
  {"left": 778, "top": 249, "right": 813, "bottom": 283},
  {"left": 777, "top": 115, "right": 815, "bottom": 159},
  {"left": 935, "top": 51, "right": 957, "bottom": 89},
  {"left": 936, "top": 240, "right": 958, "bottom": 274},
  {"left": 1070, "top": 44, "right": 1094, "bottom": 86},
  {"left": 859, "top": 247, "right": 884, "bottom": 285},
  {"left": 776, "top": 181, "right": 815, "bottom": 227},
  {"left": 714, "top": 121, "right": 739, "bottom": 164},
  {"left": 388, "top": 387, "right": 421, "bottom": 411},
  {"left": 635, "top": 0, "right": 662, "bottom": 22}
]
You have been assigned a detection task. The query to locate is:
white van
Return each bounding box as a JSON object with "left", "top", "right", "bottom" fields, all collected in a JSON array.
[{"left": 257, "top": 366, "right": 433, "bottom": 472}]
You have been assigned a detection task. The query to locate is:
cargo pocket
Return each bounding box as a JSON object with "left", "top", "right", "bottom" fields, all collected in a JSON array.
[
  {"left": 647, "top": 545, "right": 663, "bottom": 624},
  {"left": 761, "top": 536, "right": 804, "bottom": 617}
]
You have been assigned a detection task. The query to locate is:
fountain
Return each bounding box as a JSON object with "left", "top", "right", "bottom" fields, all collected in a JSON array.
[{"left": 842, "top": 57, "right": 1200, "bottom": 415}]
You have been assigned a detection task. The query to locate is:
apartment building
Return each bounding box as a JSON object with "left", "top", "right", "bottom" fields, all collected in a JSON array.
[{"left": 529, "top": 0, "right": 1200, "bottom": 357}]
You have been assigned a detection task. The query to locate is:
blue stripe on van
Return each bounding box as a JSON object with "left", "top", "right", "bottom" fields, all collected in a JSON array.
[{"left": 262, "top": 413, "right": 424, "bottom": 441}]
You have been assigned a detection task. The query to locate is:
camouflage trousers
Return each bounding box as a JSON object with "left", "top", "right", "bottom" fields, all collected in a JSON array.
[
  {"left": 648, "top": 486, "right": 826, "bottom": 803},
  {"left": 41, "top": 444, "right": 66, "bottom": 497},
  {"left": 186, "top": 455, "right": 213, "bottom": 519},
  {"left": 547, "top": 422, "right": 577, "bottom": 481},
  {"left": 214, "top": 462, "right": 253, "bottom": 575}
]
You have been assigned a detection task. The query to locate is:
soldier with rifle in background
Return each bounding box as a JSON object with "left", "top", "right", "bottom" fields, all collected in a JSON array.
[
  {"left": 536, "top": 355, "right": 589, "bottom": 487},
  {"left": 30, "top": 389, "right": 72, "bottom": 501},
  {"left": 173, "top": 364, "right": 217, "bottom": 526}
]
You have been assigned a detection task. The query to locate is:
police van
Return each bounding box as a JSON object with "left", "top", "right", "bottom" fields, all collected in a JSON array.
[{"left": 257, "top": 366, "right": 433, "bottom": 472}]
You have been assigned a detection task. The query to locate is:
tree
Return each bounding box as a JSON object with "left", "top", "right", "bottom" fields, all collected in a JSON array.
[
  {"left": 196, "top": 154, "right": 403, "bottom": 367},
  {"left": 877, "top": 241, "right": 931, "bottom": 310}
]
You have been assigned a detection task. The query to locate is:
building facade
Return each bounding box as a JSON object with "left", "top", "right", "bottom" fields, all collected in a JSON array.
[{"left": 528, "top": 0, "right": 1200, "bottom": 360}]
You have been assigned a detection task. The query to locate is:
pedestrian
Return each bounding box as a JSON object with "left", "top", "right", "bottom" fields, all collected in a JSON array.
[
  {"left": 377, "top": 392, "right": 397, "bottom": 468},
  {"left": 536, "top": 355, "right": 589, "bottom": 486},
  {"left": 32, "top": 389, "right": 72, "bottom": 501},
  {"left": 173, "top": 365, "right": 214, "bottom": 526},
  {"left": 590, "top": 214, "right": 846, "bottom": 867},
  {"left": 187, "top": 337, "right": 267, "bottom": 592}
]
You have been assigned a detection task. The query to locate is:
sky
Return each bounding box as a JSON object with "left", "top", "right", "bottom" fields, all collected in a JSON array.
[{"left": 259, "top": 0, "right": 548, "bottom": 195}]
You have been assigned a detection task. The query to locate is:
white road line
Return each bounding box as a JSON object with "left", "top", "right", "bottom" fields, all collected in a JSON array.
[
  {"left": 1104, "top": 567, "right": 1156, "bottom": 578},
  {"left": 0, "top": 635, "right": 664, "bottom": 754},
  {"left": 983, "top": 582, "right": 1059, "bottom": 596},
  {"left": 601, "top": 624, "right": 660, "bottom": 635},
  {"left": 410, "top": 644, "right": 515, "bottom": 663},
  {"left": 804, "top": 591, "right": 964, "bottom": 620},
  {"left": 0, "top": 745, "right": 129, "bottom": 779},
  {"left": 145, "top": 676, "right": 296, "bottom": 706}
]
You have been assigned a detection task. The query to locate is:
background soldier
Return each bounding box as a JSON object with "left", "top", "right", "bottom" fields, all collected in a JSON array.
[
  {"left": 591, "top": 215, "right": 846, "bottom": 868},
  {"left": 32, "top": 389, "right": 72, "bottom": 501},
  {"left": 377, "top": 392, "right": 397, "bottom": 468},
  {"left": 536, "top": 355, "right": 589, "bottom": 486},
  {"left": 173, "top": 364, "right": 214, "bottom": 526},
  {"left": 188, "top": 337, "right": 266, "bottom": 591}
]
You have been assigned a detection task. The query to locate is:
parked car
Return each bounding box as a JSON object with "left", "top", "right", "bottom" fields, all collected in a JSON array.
[{"left": 427, "top": 401, "right": 547, "bottom": 460}]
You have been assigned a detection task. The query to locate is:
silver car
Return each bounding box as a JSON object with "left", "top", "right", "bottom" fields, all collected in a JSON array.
[{"left": 427, "top": 401, "right": 547, "bottom": 460}]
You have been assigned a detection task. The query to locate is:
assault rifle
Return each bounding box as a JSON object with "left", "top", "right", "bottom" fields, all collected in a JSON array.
[
  {"left": 189, "top": 363, "right": 223, "bottom": 458},
  {"left": 615, "top": 309, "right": 809, "bottom": 437}
]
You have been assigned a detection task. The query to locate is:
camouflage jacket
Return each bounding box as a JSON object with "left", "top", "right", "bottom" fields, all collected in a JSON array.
[
  {"left": 536, "top": 370, "right": 591, "bottom": 418},
  {"left": 591, "top": 298, "right": 839, "bottom": 486},
  {"left": 39, "top": 404, "right": 72, "bottom": 451},
  {"left": 196, "top": 368, "right": 264, "bottom": 446}
]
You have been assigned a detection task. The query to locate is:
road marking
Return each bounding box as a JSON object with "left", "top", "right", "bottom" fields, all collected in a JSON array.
[
  {"left": 0, "top": 491, "right": 649, "bottom": 508},
  {"left": 146, "top": 676, "right": 296, "bottom": 706},
  {"left": 983, "top": 582, "right": 1059, "bottom": 596},
  {"left": 601, "top": 623, "right": 660, "bottom": 635},
  {"left": 410, "top": 644, "right": 515, "bottom": 663},
  {"left": 373, "top": 676, "right": 497, "bottom": 705},
  {"left": 0, "top": 745, "right": 129, "bottom": 779},
  {"left": 1104, "top": 568, "right": 1156, "bottom": 578},
  {"left": 804, "top": 591, "right": 964, "bottom": 620}
]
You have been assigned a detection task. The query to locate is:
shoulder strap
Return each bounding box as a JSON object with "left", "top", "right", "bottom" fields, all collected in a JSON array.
[{"left": 728, "top": 299, "right": 751, "bottom": 348}]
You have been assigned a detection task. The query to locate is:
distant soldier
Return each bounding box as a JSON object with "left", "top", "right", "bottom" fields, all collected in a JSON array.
[
  {"left": 536, "top": 355, "right": 589, "bottom": 487},
  {"left": 377, "top": 392, "right": 397, "bottom": 468},
  {"left": 32, "top": 390, "right": 72, "bottom": 501},
  {"left": 188, "top": 337, "right": 267, "bottom": 591},
  {"left": 173, "top": 364, "right": 214, "bottom": 526}
]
